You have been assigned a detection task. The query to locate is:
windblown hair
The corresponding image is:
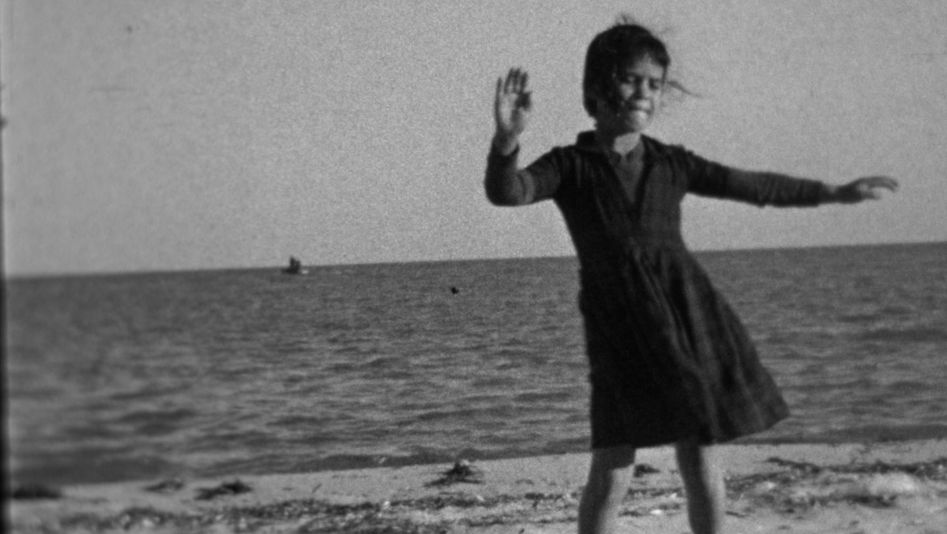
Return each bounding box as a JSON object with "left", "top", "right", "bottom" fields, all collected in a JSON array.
[{"left": 582, "top": 16, "right": 675, "bottom": 116}]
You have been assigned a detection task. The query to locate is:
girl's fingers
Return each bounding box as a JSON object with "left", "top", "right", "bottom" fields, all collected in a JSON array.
[
  {"left": 879, "top": 177, "right": 899, "bottom": 191},
  {"left": 864, "top": 176, "right": 899, "bottom": 192},
  {"left": 499, "top": 67, "right": 530, "bottom": 95},
  {"left": 847, "top": 176, "right": 898, "bottom": 201},
  {"left": 504, "top": 68, "right": 517, "bottom": 94}
]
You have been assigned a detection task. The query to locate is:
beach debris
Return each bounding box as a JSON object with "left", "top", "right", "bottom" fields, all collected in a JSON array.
[
  {"left": 815, "top": 472, "right": 932, "bottom": 506},
  {"left": 12, "top": 455, "right": 947, "bottom": 533},
  {"left": 845, "top": 457, "right": 947, "bottom": 478},
  {"left": 15, "top": 494, "right": 530, "bottom": 533},
  {"left": 116, "top": 507, "right": 178, "bottom": 530},
  {"left": 862, "top": 472, "right": 928, "bottom": 498},
  {"left": 728, "top": 456, "right": 947, "bottom": 513},
  {"left": 618, "top": 498, "right": 684, "bottom": 518},
  {"left": 426, "top": 459, "right": 485, "bottom": 486},
  {"left": 633, "top": 462, "right": 660, "bottom": 477},
  {"left": 143, "top": 477, "right": 185, "bottom": 493},
  {"left": 194, "top": 479, "right": 252, "bottom": 500},
  {"left": 11, "top": 483, "right": 62, "bottom": 500},
  {"left": 765, "top": 456, "right": 823, "bottom": 475},
  {"left": 747, "top": 480, "right": 779, "bottom": 496}
]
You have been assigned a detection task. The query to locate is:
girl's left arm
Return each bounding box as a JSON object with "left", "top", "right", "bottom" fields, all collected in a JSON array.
[{"left": 682, "top": 149, "right": 898, "bottom": 206}]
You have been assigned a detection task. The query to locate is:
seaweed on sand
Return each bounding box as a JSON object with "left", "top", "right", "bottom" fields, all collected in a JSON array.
[
  {"left": 633, "top": 462, "right": 660, "bottom": 477},
  {"left": 194, "top": 479, "right": 252, "bottom": 500},
  {"left": 425, "top": 460, "right": 485, "bottom": 487},
  {"left": 143, "top": 477, "right": 186, "bottom": 493},
  {"left": 11, "top": 484, "right": 63, "bottom": 500}
]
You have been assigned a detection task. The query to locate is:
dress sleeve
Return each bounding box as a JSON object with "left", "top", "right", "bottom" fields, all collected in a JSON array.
[
  {"left": 484, "top": 144, "right": 564, "bottom": 206},
  {"left": 681, "top": 148, "right": 827, "bottom": 207}
]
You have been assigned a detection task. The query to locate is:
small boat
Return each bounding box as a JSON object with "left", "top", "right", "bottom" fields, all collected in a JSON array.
[{"left": 282, "top": 256, "right": 309, "bottom": 275}]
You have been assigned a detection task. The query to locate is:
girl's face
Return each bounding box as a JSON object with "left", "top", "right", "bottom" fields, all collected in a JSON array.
[{"left": 594, "top": 55, "right": 666, "bottom": 135}]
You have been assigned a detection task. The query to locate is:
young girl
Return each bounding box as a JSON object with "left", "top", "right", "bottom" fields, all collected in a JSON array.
[{"left": 484, "top": 20, "right": 898, "bottom": 534}]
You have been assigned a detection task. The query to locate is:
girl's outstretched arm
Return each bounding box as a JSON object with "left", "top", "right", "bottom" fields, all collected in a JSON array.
[
  {"left": 685, "top": 149, "right": 896, "bottom": 208},
  {"left": 821, "top": 176, "right": 899, "bottom": 204}
]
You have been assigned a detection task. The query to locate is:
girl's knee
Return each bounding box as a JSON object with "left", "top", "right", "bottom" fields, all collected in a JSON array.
[
  {"left": 589, "top": 445, "right": 637, "bottom": 473},
  {"left": 675, "top": 440, "right": 722, "bottom": 476},
  {"left": 586, "top": 445, "right": 637, "bottom": 494}
]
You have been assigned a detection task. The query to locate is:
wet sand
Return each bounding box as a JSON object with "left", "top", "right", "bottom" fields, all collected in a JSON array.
[{"left": 9, "top": 439, "right": 947, "bottom": 533}]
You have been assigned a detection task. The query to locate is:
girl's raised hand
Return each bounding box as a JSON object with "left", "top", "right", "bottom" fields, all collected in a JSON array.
[
  {"left": 829, "top": 176, "right": 899, "bottom": 203},
  {"left": 493, "top": 68, "right": 532, "bottom": 153}
]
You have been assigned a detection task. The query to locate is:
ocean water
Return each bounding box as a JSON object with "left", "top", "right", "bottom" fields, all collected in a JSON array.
[{"left": 6, "top": 242, "right": 947, "bottom": 486}]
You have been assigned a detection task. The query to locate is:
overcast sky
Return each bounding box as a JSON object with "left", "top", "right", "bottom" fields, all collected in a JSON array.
[{"left": 3, "top": 0, "right": 945, "bottom": 276}]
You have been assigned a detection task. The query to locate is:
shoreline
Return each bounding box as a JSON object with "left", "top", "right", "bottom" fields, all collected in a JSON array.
[
  {"left": 12, "top": 431, "right": 947, "bottom": 489},
  {"left": 10, "top": 439, "right": 947, "bottom": 533}
]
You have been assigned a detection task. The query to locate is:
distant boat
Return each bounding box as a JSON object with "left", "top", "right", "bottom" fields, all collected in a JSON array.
[{"left": 282, "top": 256, "right": 309, "bottom": 275}]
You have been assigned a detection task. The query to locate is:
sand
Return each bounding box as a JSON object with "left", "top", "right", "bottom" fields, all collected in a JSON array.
[{"left": 9, "top": 440, "right": 947, "bottom": 533}]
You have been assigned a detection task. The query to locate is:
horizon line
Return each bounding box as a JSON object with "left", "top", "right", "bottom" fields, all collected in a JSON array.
[{"left": 4, "top": 238, "right": 944, "bottom": 281}]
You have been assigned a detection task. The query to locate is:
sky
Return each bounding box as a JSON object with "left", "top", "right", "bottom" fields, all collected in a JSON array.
[{"left": 3, "top": 0, "right": 946, "bottom": 276}]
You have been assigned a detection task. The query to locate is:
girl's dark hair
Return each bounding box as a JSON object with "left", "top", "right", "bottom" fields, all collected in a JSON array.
[{"left": 582, "top": 17, "right": 671, "bottom": 116}]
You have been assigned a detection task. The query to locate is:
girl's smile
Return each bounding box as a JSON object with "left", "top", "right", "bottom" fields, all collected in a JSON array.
[{"left": 595, "top": 55, "right": 666, "bottom": 136}]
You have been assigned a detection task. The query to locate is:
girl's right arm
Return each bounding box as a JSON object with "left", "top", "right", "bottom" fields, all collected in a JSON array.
[{"left": 485, "top": 68, "right": 537, "bottom": 206}]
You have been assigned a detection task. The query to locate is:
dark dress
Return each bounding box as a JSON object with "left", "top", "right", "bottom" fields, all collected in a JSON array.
[{"left": 486, "top": 131, "right": 827, "bottom": 448}]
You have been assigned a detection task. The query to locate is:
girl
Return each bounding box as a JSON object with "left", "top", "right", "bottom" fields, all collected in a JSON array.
[{"left": 484, "top": 20, "right": 898, "bottom": 534}]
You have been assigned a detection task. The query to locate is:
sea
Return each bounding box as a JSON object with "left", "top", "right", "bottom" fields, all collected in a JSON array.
[{"left": 6, "top": 242, "right": 947, "bottom": 486}]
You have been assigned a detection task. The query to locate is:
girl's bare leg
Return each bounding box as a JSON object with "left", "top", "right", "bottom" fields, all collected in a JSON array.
[
  {"left": 675, "top": 439, "right": 725, "bottom": 534},
  {"left": 578, "top": 445, "right": 636, "bottom": 534}
]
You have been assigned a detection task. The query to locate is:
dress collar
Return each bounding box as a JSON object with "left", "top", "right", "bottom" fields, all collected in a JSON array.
[{"left": 573, "top": 130, "right": 670, "bottom": 160}]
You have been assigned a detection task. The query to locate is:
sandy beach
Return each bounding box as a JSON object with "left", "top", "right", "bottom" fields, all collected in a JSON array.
[{"left": 9, "top": 439, "right": 947, "bottom": 533}]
